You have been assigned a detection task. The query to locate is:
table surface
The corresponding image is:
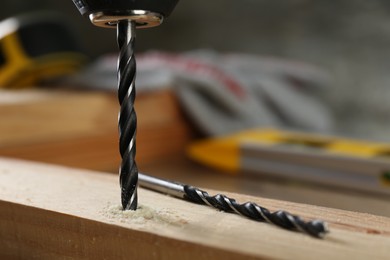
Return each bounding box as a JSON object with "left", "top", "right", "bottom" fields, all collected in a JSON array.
[{"left": 0, "top": 89, "right": 389, "bottom": 218}]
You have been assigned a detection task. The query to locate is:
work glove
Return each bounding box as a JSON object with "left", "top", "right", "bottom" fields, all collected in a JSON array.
[{"left": 143, "top": 50, "right": 333, "bottom": 135}]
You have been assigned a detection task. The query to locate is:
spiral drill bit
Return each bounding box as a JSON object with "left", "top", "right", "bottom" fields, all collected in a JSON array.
[
  {"left": 72, "top": 0, "right": 179, "bottom": 211},
  {"left": 117, "top": 20, "right": 138, "bottom": 210},
  {"left": 139, "top": 173, "right": 329, "bottom": 238}
]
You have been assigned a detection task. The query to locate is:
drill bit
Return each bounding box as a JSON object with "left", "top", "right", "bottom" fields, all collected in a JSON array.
[
  {"left": 71, "top": 0, "right": 178, "bottom": 211},
  {"left": 117, "top": 20, "right": 138, "bottom": 210},
  {"left": 139, "top": 173, "right": 329, "bottom": 238}
]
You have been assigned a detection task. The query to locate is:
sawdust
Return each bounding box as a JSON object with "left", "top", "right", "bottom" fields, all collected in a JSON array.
[{"left": 101, "top": 204, "right": 189, "bottom": 227}]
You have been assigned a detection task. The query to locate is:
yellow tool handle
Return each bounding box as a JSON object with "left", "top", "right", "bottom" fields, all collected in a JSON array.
[{"left": 0, "top": 12, "right": 87, "bottom": 88}]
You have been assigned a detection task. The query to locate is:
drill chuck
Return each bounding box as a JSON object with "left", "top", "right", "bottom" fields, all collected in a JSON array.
[{"left": 72, "top": 0, "right": 179, "bottom": 28}]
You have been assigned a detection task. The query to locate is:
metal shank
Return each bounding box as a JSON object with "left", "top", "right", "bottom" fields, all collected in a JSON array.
[
  {"left": 139, "top": 173, "right": 185, "bottom": 199},
  {"left": 117, "top": 20, "right": 138, "bottom": 210}
]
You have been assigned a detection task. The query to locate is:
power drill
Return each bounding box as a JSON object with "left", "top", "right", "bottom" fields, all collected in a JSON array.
[{"left": 72, "top": 0, "right": 179, "bottom": 210}]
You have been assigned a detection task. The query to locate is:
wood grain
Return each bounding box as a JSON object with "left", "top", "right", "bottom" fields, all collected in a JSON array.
[{"left": 0, "top": 158, "right": 389, "bottom": 259}]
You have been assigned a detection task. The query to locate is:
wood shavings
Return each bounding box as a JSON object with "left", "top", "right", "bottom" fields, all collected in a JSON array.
[{"left": 101, "top": 204, "right": 188, "bottom": 227}]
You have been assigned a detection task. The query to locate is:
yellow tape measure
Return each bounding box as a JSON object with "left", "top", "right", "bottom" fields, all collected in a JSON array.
[
  {"left": 0, "top": 12, "right": 88, "bottom": 88},
  {"left": 188, "top": 128, "right": 390, "bottom": 194}
]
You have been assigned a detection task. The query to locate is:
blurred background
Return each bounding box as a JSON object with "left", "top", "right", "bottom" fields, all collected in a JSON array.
[
  {"left": 2, "top": 0, "right": 390, "bottom": 139},
  {"left": 1, "top": 0, "right": 390, "bottom": 216}
]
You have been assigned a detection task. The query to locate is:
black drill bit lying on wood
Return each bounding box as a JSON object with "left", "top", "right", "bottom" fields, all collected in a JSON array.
[{"left": 139, "top": 173, "right": 329, "bottom": 238}]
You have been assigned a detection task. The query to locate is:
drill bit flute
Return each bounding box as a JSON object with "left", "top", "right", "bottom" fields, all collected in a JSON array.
[
  {"left": 117, "top": 20, "right": 138, "bottom": 210},
  {"left": 72, "top": 0, "right": 179, "bottom": 210}
]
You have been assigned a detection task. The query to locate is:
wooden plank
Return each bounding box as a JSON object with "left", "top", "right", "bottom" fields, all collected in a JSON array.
[
  {"left": 0, "top": 158, "right": 389, "bottom": 259},
  {"left": 0, "top": 90, "right": 117, "bottom": 146},
  {"left": 0, "top": 89, "right": 193, "bottom": 166}
]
